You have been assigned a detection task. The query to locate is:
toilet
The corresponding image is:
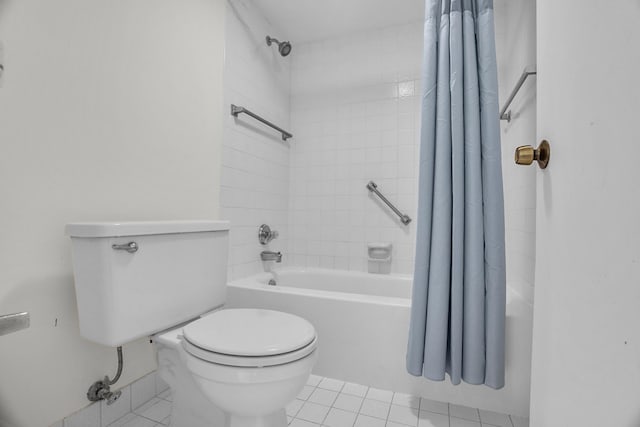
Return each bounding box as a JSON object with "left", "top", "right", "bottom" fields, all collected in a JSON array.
[{"left": 65, "top": 221, "right": 317, "bottom": 427}]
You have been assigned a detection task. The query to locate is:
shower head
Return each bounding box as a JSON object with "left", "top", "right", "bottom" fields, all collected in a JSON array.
[{"left": 266, "top": 35, "right": 292, "bottom": 57}]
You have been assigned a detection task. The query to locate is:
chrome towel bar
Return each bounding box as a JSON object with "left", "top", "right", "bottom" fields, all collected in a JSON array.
[
  {"left": 366, "top": 181, "right": 412, "bottom": 225},
  {"left": 500, "top": 66, "right": 537, "bottom": 122},
  {"left": 231, "top": 104, "right": 293, "bottom": 141}
]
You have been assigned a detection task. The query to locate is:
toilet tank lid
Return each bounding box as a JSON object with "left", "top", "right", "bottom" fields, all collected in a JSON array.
[{"left": 65, "top": 220, "right": 230, "bottom": 238}]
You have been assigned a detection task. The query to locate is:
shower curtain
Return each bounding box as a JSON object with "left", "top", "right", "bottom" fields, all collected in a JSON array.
[{"left": 406, "top": 0, "right": 506, "bottom": 389}]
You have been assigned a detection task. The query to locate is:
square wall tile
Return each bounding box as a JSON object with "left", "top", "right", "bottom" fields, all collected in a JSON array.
[
  {"left": 64, "top": 402, "right": 100, "bottom": 427},
  {"left": 100, "top": 385, "right": 131, "bottom": 426},
  {"left": 131, "top": 372, "right": 157, "bottom": 410}
]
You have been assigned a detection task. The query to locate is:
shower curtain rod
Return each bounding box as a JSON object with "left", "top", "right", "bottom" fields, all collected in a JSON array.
[{"left": 499, "top": 66, "right": 537, "bottom": 122}]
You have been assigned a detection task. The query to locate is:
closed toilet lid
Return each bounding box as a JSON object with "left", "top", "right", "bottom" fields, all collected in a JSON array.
[{"left": 182, "top": 308, "right": 316, "bottom": 357}]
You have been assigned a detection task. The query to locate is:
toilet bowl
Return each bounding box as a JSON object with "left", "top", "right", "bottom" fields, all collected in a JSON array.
[
  {"left": 157, "top": 308, "right": 317, "bottom": 427},
  {"left": 65, "top": 221, "right": 318, "bottom": 427}
]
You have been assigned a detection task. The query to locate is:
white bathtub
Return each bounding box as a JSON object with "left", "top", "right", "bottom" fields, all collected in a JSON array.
[{"left": 227, "top": 267, "right": 532, "bottom": 416}]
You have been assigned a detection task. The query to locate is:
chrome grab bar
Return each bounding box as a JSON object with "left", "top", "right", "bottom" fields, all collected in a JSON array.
[
  {"left": 500, "top": 66, "right": 537, "bottom": 122},
  {"left": 0, "top": 312, "right": 30, "bottom": 337},
  {"left": 366, "top": 181, "right": 412, "bottom": 225},
  {"left": 231, "top": 104, "right": 293, "bottom": 141}
]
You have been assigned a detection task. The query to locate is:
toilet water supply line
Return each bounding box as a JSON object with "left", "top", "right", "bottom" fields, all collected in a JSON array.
[{"left": 87, "top": 346, "right": 124, "bottom": 405}]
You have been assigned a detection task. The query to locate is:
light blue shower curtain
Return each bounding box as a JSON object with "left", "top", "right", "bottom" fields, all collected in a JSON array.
[{"left": 406, "top": 0, "right": 506, "bottom": 389}]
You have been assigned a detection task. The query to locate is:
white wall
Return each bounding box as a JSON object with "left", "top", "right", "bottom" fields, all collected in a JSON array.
[
  {"left": 0, "top": 1, "right": 225, "bottom": 426},
  {"left": 495, "top": 0, "right": 537, "bottom": 306},
  {"left": 531, "top": 1, "right": 640, "bottom": 425},
  {"left": 288, "top": 22, "right": 424, "bottom": 274},
  {"left": 220, "top": 0, "right": 292, "bottom": 280}
]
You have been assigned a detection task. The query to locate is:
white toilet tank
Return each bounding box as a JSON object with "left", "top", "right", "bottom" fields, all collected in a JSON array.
[{"left": 65, "top": 221, "right": 229, "bottom": 347}]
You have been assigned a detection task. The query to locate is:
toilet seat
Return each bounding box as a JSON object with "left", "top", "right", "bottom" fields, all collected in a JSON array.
[
  {"left": 181, "top": 308, "right": 318, "bottom": 367},
  {"left": 182, "top": 335, "right": 317, "bottom": 367}
]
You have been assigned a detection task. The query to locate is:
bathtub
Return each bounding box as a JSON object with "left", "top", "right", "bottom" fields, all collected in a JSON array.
[{"left": 226, "top": 267, "right": 532, "bottom": 416}]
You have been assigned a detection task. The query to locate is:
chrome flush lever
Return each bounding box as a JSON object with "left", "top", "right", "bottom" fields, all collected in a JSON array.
[{"left": 112, "top": 242, "right": 139, "bottom": 253}]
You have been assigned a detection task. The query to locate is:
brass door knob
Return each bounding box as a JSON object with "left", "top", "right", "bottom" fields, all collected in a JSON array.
[{"left": 515, "top": 140, "right": 550, "bottom": 169}]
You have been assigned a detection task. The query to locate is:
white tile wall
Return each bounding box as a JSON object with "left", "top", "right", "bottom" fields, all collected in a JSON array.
[
  {"left": 221, "top": 0, "right": 292, "bottom": 279},
  {"left": 58, "top": 372, "right": 169, "bottom": 427},
  {"left": 221, "top": 5, "right": 536, "bottom": 285},
  {"left": 288, "top": 22, "right": 424, "bottom": 274}
]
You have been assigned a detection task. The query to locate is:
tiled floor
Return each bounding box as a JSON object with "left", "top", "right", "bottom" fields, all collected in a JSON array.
[{"left": 102, "top": 375, "right": 529, "bottom": 427}]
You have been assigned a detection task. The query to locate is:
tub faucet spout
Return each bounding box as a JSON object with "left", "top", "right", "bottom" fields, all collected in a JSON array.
[{"left": 260, "top": 251, "right": 282, "bottom": 263}]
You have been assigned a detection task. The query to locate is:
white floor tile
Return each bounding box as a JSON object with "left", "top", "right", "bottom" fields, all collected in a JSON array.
[
  {"left": 418, "top": 411, "right": 449, "bottom": 427},
  {"left": 298, "top": 385, "right": 316, "bottom": 400},
  {"left": 333, "top": 393, "right": 364, "bottom": 413},
  {"left": 157, "top": 390, "right": 172, "bottom": 402},
  {"left": 106, "top": 413, "right": 157, "bottom": 427},
  {"left": 318, "top": 377, "right": 345, "bottom": 392},
  {"left": 359, "top": 399, "right": 391, "bottom": 420},
  {"left": 450, "top": 417, "right": 481, "bottom": 427},
  {"left": 366, "top": 388, "right": 394, "bottom": 403},
  {"left": 354, "top": 414, "right": 386, "bottom": 427},
  {"left": 307, "top": 375, "right": 323, "bottom": 387},
  {"left": 287, "top": 399, "right": 305, "bottom": 417},
  {"left": 323, "top": 408, "right": 357, "bottom": 427},
  {"left": 308, "top": 388, "right": 339, "bottom": 407},
  {"left": 450, "top": 404, "right": 480, "bottom": 422},
  {"left": 297, "top": 401, "right": 331, "bottom": 424},
  {"left": 341, "top": 383, "right": 369, "bottom": 398},
  {"left": 49, "top": 422, "right": 63, "bottom": 427},
  {"left": 101, "top": 386, "right": 131, "bottom": 427},
  {"left": 391, "top": 393, "right": 420, "bottom": 410},
  {"left": 510, "top": 416, "right": 529, "bottom": 427},
  {"left": 133, "top": 398, "right": 171, "bottom": 423},
  {"left": 387, "top": 404, "right": 419, "bottom": 426},
  {"left": 478, "top": 410, "right": 512, "bottom": 427},
  {"left": 419, "top": 399, "right": 448, "bottom": 416},
  {"left": 60, "top": 371, "right": 528, "bottom": 427},
  {"left": 290, "top": 419, "right": 321, "bottom": 427},
  {"left": 64, "top": 402, "right": 100, "bottom": 427}
]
